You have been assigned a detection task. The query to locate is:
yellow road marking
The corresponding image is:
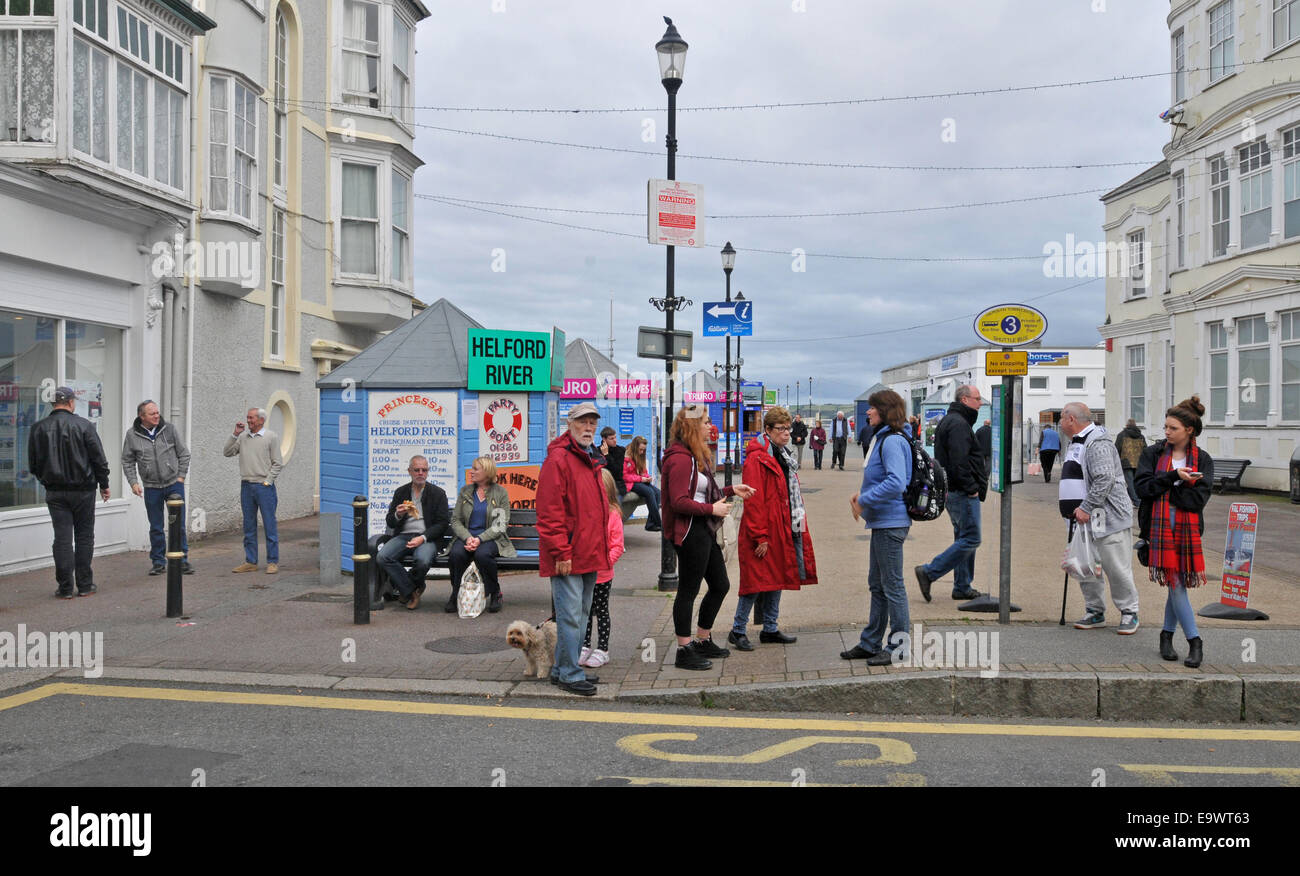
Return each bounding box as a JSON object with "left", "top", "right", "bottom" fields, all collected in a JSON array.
[
  {"left": 3, "top": 682, "right": 1300, "bottom": 742},
  {"left": 1120, "top": 764, "right": 1300, "bottom": 786},
  {"left": 598, "top": 773, "right": 926, "bottom": 787},
  {"left": 616, "top": 732, "right": 916, "bottom": 766}
]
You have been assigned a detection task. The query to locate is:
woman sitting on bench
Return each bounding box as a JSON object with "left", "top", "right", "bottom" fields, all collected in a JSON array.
[
  {"left": 448, "top": 456, "right": 517, "bottom": 613},
  {"left": 623, "top": 436, "right": 662, "bottom": 532}
]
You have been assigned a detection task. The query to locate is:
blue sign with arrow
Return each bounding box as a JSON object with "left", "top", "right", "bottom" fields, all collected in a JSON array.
[{"left": 702, "top": 300, "right": 753, "bottom": 337}]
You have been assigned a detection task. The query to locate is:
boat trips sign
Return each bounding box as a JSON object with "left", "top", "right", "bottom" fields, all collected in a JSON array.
[{"left": 468, "top": 329, "right": 558, "bottom": 392}]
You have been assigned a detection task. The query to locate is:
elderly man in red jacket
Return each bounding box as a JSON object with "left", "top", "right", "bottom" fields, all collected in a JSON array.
[{"left": 537, "top": 402, "right": 611, "bottom": 696}]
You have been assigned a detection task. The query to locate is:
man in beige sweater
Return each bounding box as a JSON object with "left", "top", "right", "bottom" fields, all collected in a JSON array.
[{"left": 224, "top": 407, "right": 284, "bottom": 573}]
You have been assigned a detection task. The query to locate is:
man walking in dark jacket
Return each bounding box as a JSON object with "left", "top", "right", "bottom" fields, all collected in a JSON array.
[
  {"left": 914, "top": 385, "right": 985, "bottom": 602},
  {"left": 791, "top": 415, "right": 808, "bottom": 469},
  {"left": 28, "top": 386, "right": 111, "bottom": 598}
]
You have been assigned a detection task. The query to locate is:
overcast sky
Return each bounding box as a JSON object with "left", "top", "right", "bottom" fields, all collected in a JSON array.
[{"left": 409, "top": 0, "right": 1171, "bottom": 403}]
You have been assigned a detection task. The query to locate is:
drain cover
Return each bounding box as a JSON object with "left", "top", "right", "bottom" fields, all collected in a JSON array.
[
  {"left": 289, "top": 592, "right": 352, "bottom": 603},
  {"left": 425, "top": 635, "right": 511, "bottom": 655}
]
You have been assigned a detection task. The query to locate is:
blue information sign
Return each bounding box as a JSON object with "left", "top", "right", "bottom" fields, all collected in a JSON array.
[
  {"left": 618, "top": 408, "right": 635, "bottom": 434},
  {"left": 702, "top": 300, "right": 753, "bottom": 337}
]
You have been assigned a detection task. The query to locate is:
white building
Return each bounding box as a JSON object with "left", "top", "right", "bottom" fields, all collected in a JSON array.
[
  {"left": 881, "top": 343, "right": 1107, "bottom": 425},
  {"left": 0, "top": 0, "right": 428, "bottom": 574},
  {"left": 1100, "top": 0, "right": 1300, "bottom": 491}
]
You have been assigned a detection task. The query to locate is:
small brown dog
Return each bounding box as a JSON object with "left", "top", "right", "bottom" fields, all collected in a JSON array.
[{"left": 506, "top": 619, "right": 557, "bottom": 678}]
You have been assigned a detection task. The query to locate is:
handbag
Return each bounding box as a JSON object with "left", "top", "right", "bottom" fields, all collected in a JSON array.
[
  {"left": 1027, "top": 461, "right": 1042, "bottom": 476},
  {"left": 457, "top": 562, "right": 487, "bottom": 618},
  {"left": 1134, "top": 538, "right": 1150, "bottom": 568}
]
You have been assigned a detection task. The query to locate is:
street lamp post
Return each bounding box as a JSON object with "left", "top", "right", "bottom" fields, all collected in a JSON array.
[
  {"left": 809, "top": 376, "right": 813, "bottom": 420},
  {"left": 650, "top": 17, "right": 688, "bottom": 593},
  {"left": 721, "top": 241, "right": 735, "bottom": 486}
]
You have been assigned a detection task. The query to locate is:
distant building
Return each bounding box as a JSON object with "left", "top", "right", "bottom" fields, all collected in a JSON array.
[
  {"left": 1100, "top": 0, "right": 1300, "bottom": 490},
  {"left": 881, "top": 344, "right": 1106, "bottom": 425}
]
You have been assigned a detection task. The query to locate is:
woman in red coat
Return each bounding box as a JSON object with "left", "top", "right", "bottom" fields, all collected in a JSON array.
[{"left": 728, "top": 407, "right": 817, "bottom": 651}]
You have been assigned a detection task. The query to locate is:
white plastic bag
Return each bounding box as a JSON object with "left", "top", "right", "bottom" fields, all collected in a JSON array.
[
  {"left": 458, "top": 562, "right": 486, "bottom": 618},
  {"left": 717, "top": 496, "right": 743, "bottom": 564},
  {"left": 1062, "top": 524, "right": 1102, "bottom": 581}
]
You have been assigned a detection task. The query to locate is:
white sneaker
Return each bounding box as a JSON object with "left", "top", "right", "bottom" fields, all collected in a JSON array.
[
  {"left": 579, "top": 646, "right": 592, "bottom": 666},
  {"left": 587, "top": 649, "right": 609, "bottom": 668}
]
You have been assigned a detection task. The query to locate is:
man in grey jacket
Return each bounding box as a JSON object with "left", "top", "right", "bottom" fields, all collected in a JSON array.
[
  {"left": 122, "top": 400, "right": 193, "bottom": 575},
  {"left": 1057, "top": 402, "right": 1139, "bottom": 634},
  {"left": 224, "top": 407, "right": 284, "bottom": 574}
]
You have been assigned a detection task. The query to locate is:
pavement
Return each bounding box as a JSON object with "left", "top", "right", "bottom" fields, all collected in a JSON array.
[{"left": 3, "top": 441, "right": 1298, "bottom": 723}]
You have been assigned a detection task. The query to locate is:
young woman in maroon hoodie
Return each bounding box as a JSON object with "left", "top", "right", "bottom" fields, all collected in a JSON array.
[{"left": 660, "top": 404, "right": 756, "bottom": 670}]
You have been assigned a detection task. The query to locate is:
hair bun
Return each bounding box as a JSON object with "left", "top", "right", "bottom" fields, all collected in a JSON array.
[{"left": 1178, "top": 395, "right": 1205, "bottom": 418}]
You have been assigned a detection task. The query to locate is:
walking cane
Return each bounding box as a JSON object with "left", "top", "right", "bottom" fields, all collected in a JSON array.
[{"left": 1058, "top": 518, "right": 1073, "bottom": 625}]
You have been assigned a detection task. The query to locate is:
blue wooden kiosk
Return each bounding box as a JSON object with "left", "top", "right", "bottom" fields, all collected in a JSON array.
[{"left": 316, "top": 298, "right": 561, "bottom": 572}]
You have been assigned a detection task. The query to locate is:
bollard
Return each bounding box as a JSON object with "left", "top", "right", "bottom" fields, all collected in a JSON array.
[
  {"left": 165, "top": 493, "right": 185, "bottom": 618},
  {"left": 353, "top": 496, "right": 371, "bottom": 624}
]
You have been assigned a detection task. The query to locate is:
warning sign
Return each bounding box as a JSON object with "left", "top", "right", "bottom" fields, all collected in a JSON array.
[
  {"left": 648, "top": 179, "right": 705, "bottom": 248},
  {"left": 986, "top": 350, "right": 1029, "bottom": 376}
]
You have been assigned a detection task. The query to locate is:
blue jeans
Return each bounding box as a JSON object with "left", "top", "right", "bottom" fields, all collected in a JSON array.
[
  {"left": 630, "top": 482, "right": 661, "bottom": 528},
  {"left": 1162, "top": 582, "right": 1199, "bottom": 639},
  {"left": 732, "top": 590, "right": 781, "bottom": 635},
  {"left": 144, "top": 483, "right": 188, "bottom": 567},
  {"left": 924, "top": 491, "right": 980, "bottom": 595},
  {"left": 240, "top": 481, "right": 278, "bottom": 564},
  {"left": 377, "top": 533, "right": 438, "bottom": 599},
  {"left": 860, "top": 526, "right": 910, "bottom": 654},
  {"left": 550, "top": 572, "right": 596, "bottom": 684}
]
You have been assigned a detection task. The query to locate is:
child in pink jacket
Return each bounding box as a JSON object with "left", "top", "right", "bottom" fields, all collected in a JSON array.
[{"left": 582, "top": 469, "right": 625, "bottom": 668}]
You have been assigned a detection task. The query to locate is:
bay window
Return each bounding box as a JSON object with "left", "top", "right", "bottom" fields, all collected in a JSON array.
[
  {"left": 1209, "top": 1, "right": 1235, "bottom": 82},
  {"left": 341, "top": 162, "right": 378, "bottom": 275},
  {"left": 342, "top": 0, "right": 379, "bottom": 108},
  {"left": 0, "top": 25, "right": 54, "bottom": 143},
  {"left": 392, "top": 170, "right": 409, "bottom": 283}
]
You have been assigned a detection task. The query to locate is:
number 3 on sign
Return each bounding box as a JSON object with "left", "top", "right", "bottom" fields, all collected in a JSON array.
[{"left": 1001, "top": 316, "right": 1020, "bottom": 335}]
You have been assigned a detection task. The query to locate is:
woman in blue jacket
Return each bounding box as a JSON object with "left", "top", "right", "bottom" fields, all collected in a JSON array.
[{"left": 841, "top": 389, "right": 914, "bottom": 666}]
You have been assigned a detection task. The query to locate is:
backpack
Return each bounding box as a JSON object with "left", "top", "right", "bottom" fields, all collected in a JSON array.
[{"left": 889, "top": 432, "right": 947, "bottom": 522}]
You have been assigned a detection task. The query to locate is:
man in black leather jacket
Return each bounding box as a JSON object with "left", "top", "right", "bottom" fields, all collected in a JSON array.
[
  {"left": 28, "top": 386, "right": 111, "bottom": 598},
  {"left": 914, "top": 386, "right": 986, "bottom": 602}
]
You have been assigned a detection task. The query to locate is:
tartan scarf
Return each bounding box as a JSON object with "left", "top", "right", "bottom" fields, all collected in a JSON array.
[{"left": 1149, "top": 440, "right": 1206, "bottom": 588}]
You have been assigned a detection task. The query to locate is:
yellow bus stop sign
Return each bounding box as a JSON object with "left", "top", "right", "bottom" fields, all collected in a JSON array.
[
  {"left": 986, "top": 350, "right": 1028, "bottom": 376},
  {"left": 973, "top": 304, "right": 1048, "bottom": 347}
]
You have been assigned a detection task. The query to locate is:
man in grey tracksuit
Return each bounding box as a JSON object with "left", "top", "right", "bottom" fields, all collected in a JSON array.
[
  {"left": 1057, "top": 402, "right": 1139, "bottom": 634},
  {"left": 122, "top": 400, "right": 193, "bottom": 575}
]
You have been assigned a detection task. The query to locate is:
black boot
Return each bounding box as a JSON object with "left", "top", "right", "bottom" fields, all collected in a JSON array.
[
  {"left": 1184, "top": 636, "right": 1203, "bottom": 669},
  {"left": 1159, "top": 630, "right": 1178, "bottom": 661}
]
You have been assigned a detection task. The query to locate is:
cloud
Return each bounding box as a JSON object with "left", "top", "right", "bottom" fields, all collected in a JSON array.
[{"left": 410, "top": 0, "right": 1168, "bottom": 402}]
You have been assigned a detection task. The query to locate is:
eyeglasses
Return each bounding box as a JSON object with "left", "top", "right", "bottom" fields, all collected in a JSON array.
[
  {"left": 770, "top": 425, "right": 792, "bottom": 432},
  {"left": 410, "top": 467, "right": 428, "bottom": 473}
]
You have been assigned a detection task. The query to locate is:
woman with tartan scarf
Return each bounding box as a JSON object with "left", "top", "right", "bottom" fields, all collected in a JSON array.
[{"left": 1135, "top": 396, "right": 1214, "bottom": 668}]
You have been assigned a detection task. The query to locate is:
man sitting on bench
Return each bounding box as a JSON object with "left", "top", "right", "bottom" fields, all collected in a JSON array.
[{"left": 377, "top": 455, "right": 449, "bottom": 611}]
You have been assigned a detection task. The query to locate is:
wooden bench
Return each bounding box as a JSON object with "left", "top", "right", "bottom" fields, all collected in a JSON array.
[
  {"left": 1212, "top": 458, "right": 1251, "bottom": 494},
  {"left": 368, "top": 508, "right": 541, "bottom": 602}
]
